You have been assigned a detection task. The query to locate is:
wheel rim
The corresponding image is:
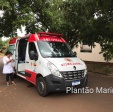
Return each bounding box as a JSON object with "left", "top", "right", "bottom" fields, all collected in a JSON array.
[{"left": 38, "top": 81, "right": 45, "bottom": 93}]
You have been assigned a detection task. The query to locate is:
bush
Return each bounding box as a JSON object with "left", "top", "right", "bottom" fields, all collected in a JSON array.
[{"left": 104, "top": 66, "right": 111, "bottom": 75}]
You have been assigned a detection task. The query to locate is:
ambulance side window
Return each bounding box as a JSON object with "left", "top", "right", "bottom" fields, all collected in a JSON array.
[{"left": 29, "top": 42, "right": 38, "bottom": 60}]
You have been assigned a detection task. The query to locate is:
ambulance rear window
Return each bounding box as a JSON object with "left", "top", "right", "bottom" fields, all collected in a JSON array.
[{"left": 8, "top": 45, "right": 15, "bottom": 54}]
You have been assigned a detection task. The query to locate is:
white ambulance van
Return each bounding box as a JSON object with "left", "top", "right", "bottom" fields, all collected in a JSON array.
[{"left": 8, "top": 32, "right": 88, "bottom": 96}]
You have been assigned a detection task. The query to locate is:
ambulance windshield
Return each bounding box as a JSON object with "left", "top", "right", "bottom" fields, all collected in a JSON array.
[{"left": 38, "top": 41, "right": 75, "bottom": 58}]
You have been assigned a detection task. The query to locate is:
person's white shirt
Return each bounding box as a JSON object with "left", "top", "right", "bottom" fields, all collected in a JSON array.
[{"left": 3, "top": 56, "right": 14, "bottom": 74}]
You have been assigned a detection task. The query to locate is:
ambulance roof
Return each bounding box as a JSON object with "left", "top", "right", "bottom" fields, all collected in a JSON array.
[
  {"left": 9, "top": 38, "right": 17, "bottom": 44},
  {"left": 9, "top": 32, "right": 66, "bottom": 44}
]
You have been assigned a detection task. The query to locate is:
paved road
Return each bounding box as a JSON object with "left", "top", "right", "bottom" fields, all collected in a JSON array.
[{"left": 0, "top": 58, "right": 113, "bottom": 112}]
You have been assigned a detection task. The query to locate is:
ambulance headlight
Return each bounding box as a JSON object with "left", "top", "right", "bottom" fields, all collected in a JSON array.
[{"left": 47, "top": 62, "right": 62, "bottom": 78}]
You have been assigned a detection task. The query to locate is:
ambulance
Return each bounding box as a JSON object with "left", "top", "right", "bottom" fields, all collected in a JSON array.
[{"left": 8, "top": 32, "right": 88, "bottom": 96}]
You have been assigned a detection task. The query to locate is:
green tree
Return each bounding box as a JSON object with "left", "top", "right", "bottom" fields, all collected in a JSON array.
[
  {"left": 0, "top": 38, "right": 9, "bottom": 53},
  {"left": 0, "top": 38, "right": 3, "bottom": 48},
  {"left": 0, "top": 0, "right": 113, "bottom": 61}
]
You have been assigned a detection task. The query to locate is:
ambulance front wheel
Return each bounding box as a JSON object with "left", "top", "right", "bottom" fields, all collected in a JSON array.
[{"left": 36, "top": 77, "right": 49, "bottom": 97}]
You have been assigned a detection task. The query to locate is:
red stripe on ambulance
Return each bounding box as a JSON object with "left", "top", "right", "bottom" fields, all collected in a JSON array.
[{"left": 25, "top": 70, "right": 37, "bottom": 85}]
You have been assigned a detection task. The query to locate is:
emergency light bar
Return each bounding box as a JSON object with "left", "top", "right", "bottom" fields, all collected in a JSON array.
[{"left": 38, "top": 32, "right": 62, "bottom": 37}]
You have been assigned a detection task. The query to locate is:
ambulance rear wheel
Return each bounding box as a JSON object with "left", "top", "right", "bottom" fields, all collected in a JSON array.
[{"left": 36, "top": 77, "right": 49, "bottom": 97}]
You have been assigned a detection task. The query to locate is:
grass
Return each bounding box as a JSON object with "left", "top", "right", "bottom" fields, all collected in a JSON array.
[
  {"left": 86, "top": 63, "right": 112, "bottom": 75},
  {"left": 104, "top": 66, "right": 111, "bottom": 75},
  {"left": 97, "top": 64, "right": 103, "bottom": 70}
]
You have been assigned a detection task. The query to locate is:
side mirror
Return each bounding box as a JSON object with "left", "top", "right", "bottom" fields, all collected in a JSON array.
[
  {"left": 30, "top": 51, "right": 38, "bottom": 61},
  {"left": 74, "top": 51, "right": 77, "bottom": 57}
]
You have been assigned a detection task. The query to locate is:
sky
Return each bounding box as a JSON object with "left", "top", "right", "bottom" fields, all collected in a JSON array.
[
  {"left": 2, "top": 26, "right": 26, "bottom": 41},
  {"left": 0, "top": 10, "right": 3, "bottom": 18},
  {"left": 17, "top": 26, "right": 26, "bottom": 37}
]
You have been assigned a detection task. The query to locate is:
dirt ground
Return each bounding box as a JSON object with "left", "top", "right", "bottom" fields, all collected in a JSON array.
[{"left": 0, "top": 58, "right": 113, "bottom": 112}]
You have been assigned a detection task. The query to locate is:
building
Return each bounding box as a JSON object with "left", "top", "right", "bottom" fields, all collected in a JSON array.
[{"left": 73, "top": 43, "right": 113, "bottom": 63}]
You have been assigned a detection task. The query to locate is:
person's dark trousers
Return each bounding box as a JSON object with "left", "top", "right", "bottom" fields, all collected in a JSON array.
[{"left": 6, "top": 73, "right": 14, "bottom": 82}]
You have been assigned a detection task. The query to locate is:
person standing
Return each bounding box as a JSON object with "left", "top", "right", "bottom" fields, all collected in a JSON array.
[{"left": 3, "top": 51, "right": 16, "bottom": 86}]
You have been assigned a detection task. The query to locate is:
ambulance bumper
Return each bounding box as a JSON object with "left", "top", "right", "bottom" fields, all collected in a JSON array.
[{"left": 44, "top": 74, "right": 88, "bottom": 92}]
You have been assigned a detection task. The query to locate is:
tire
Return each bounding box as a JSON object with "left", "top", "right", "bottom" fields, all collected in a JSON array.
[{"left": 36, "top": 77, "right": 49, "bottom": 97}]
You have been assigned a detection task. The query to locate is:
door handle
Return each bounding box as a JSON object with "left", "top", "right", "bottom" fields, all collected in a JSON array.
[{"left": 26, "top": 61, "right": 29, "bottom": 63}]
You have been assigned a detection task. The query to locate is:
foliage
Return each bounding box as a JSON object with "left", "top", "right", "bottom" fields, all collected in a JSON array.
[
  {"left": 0, "top": 38, "right": 9, "bottom": 53},
  {"left": 104, "top": 66, "right": 111, "bottom": 75},
  {"left": 0, "top": 38, "right": 3, "bottom": 48},
  {"left": 0, "top": 0, "right": 113, "bottom": 61}
]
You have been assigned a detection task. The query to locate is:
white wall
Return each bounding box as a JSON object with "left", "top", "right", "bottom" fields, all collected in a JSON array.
[{"left": 73, "top": 43, "right": 113, "bottom": 63}]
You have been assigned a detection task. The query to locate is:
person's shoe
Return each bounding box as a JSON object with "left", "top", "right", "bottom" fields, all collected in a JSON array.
[
  {"left": 7, "top": 83, "right": 10, "bottom": 86},
  {"left": 11, "top": 81, "right": 16, "bottom": 85}
]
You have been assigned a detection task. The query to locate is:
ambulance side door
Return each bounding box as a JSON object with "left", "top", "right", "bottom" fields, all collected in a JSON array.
[
  {"left": 15, "top": 40, "right": 19, "bottom": 73},
  {"left": 25, "top": 42, "right": 38, "bottom": 84}
]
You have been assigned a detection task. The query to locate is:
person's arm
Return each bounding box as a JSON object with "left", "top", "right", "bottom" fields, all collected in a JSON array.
[
  {"left": 6, "top": 59, "right": 13, "bottom": 64},
  {"left": 3, "top": 57, "right": 13, "bottom": 65}
]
